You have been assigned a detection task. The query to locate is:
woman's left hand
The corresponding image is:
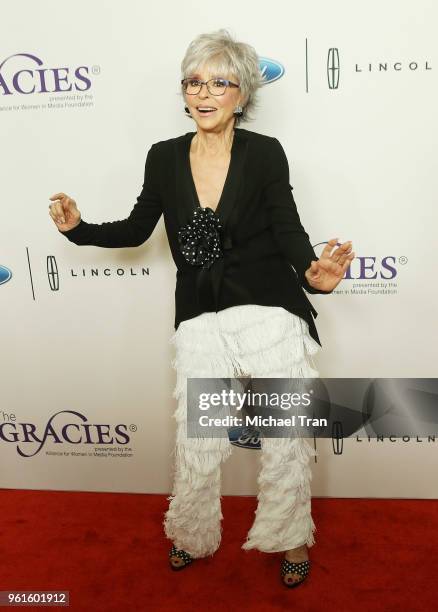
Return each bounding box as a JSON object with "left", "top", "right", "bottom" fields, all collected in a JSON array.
[{"left": 304, "top": 238, "right": 355, "bottom": 292}]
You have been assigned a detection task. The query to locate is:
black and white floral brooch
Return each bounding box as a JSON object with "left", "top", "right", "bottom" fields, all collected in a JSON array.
[{"left": 177, "top": 206, "right": 223, "bottom": 269}]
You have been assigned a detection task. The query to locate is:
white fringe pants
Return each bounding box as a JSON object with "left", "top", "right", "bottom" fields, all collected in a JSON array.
[{"left": 163, "top": 304, "right": 321, "bottom": 558}]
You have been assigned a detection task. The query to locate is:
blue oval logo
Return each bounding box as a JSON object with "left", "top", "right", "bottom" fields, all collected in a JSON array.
[
  {"left": 259, "top": 57, "right": 285, "bottom": 84},
  {"left": 0, "top": 265, "right": 12, "bottom": 285},
  {"left": 228, "top": 425, "right": 261, "bottom": 450}
]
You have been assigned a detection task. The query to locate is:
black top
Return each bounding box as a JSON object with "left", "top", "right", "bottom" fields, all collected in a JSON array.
[{"left": 59, "top": 127, "right": 332, "bottom": 346}]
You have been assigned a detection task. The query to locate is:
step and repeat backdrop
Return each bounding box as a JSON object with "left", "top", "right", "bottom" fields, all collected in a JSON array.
[{"left": 1, "top": 0, "right": 437, "bottom": 497}]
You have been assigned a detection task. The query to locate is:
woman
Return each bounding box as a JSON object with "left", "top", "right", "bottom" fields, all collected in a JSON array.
[{"left": 48, "top": 29, "right": 354, "bottom": 589}]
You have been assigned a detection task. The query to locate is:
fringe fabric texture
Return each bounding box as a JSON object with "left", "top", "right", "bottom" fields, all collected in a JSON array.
[{"left": 163, "top": 304, "right": 321, "bottom": 558}]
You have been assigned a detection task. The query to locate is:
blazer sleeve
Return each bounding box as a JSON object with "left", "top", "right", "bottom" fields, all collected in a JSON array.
[
  {"left": 59, "top": 144, "right": 163, "bottom": 248},
  {"left": 265, "top": 137, "right": 332, "bottom": 294}
]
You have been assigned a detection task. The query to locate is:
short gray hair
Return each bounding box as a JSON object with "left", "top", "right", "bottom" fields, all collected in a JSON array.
[{"left": 180, "top": 28, "right": 266, "bottom": 126}]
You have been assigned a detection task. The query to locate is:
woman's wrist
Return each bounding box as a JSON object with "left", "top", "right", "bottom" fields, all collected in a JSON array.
[{"left": 59, "top": 218, "right": 82, "bottom": 233}]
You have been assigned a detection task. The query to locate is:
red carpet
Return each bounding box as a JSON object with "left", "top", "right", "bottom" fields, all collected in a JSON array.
[{"left": 0, "top": 490, "right": 436, "bottom": 611}]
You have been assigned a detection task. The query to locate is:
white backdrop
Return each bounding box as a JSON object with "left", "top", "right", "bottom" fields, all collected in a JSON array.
[{"left": 1, "top": 0, "right": 437, "bottom": 497}]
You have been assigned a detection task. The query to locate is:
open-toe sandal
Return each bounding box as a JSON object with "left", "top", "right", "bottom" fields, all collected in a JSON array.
[
  {"left": 280, "top": 557, "right": 310, "bottom": 588},
  {"left": 169, "top": 544, "right": 194, "bottom": 571}
]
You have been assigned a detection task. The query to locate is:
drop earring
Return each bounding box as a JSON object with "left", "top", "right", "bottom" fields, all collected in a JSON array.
[{"left": 184, "top": 105, "right": 191, "bottom": 116}]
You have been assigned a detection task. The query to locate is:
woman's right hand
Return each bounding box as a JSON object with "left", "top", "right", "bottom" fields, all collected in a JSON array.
[{"left": 48, "top": 192, "right": 82, "bottom": 232}]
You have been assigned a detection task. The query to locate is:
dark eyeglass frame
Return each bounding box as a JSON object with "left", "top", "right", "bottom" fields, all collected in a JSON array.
[{"left": 181, "top": 77, "right": 240, "bottom": 96}]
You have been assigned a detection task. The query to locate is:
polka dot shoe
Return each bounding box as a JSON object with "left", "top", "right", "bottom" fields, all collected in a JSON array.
[
  {"left": 280, "top": 557, "right": 311, "bottom": 588},
  {"left": 169, "top": 544, "right": 194, "bottom": 571}
]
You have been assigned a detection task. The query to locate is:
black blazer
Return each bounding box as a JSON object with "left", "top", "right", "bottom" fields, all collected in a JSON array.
[{"left": 60, "top": 127, "right": 332, "bottom": 346}]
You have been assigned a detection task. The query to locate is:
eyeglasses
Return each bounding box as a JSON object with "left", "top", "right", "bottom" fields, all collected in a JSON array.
[{"left": 181, "top": 77, "right": 240, "bottom": 96}]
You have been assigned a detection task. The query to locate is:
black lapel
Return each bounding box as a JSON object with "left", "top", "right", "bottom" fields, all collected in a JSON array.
[
  {"left": 173, "top": 128, "right": 249, "bottom": 233},
  {"left": 217, "top": 129, "right": 248, "bottom": 232},
  {"left": 174, "top": 133, "right": 196, "bottom": 229}
]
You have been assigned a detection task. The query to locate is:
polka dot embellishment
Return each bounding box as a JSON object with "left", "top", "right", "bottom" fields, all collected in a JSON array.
[
  {"left": 177, "top": 206, "right": 223, "bottom": 269},
  {"left": 169, "top": 544, "right": 194, "bottom": 567},
  {"left": 280, "top": 558, "right": 310, "bottom": 579}
]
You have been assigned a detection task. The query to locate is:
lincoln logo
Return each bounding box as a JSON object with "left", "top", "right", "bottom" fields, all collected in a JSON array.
[
  {"left": 327, "top": 48, "right": 340, "bottom": 89},
  {"left": 332, "top": 421, "right": 344, "bottom": 455},
  {"left": 47, "top": 255, "right": 59, "bottom": 291},
  {"left": 0, "top": 52, "right": 92, "bottom": 96}
]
